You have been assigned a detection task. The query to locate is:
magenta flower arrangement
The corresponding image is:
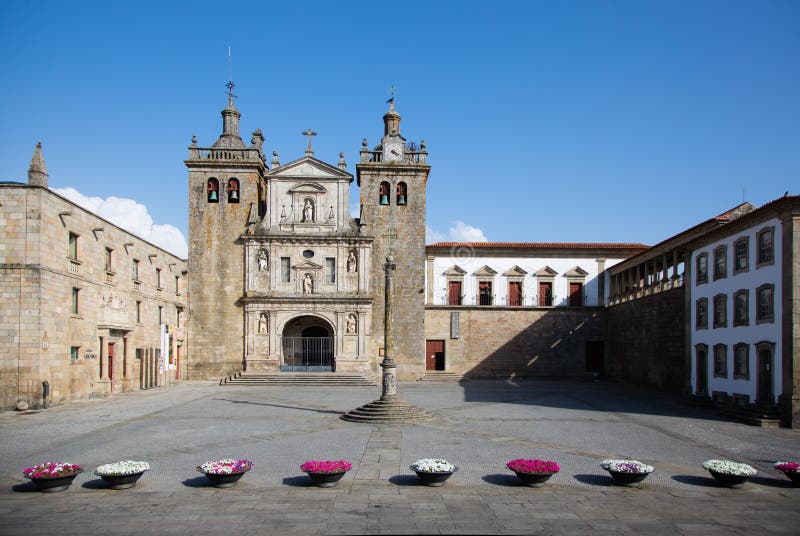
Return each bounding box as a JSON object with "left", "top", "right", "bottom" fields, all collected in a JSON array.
[
  {"left": 301, "top": 460, "right": 352, "bottom": 474},
  {"left": 506, "top": 459, "right": 560, "bottom": 474},
  {"left": 775, "top": 462, "right": 799, "bottom": 472},
  {"left": 23, "top": 462, "right": 82, "bottom": 479},
  {"left": 196, "top": 459, "right": 254, "bottom": 475}
]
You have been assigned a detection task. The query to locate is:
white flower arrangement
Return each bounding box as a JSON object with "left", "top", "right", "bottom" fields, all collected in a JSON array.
[
  {"left": 95, "top": 460, "right": 150, "bottom": 476},
  {"left": 600, "top": 459, "right": 654, "bottom": 474},
  {"left": 702, "top": 459, "right": 757, "bottom": 476},
  {"left": 410, "top": 458, "right": 454, "bottom": 473}
]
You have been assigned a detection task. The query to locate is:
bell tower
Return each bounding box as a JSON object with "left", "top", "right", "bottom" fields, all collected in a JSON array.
[
  {"left": 357, "top": 99, "right": 430, "bottom": 378},
  {"left": 185, "top": 89, "right": 267, "bottom": 379}
]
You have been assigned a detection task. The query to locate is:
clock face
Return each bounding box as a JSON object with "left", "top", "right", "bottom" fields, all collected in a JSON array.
[{"left": 384, "top": 141, "right": 403, "bottom": 162}]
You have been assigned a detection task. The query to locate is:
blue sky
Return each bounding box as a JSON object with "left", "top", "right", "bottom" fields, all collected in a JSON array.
[{"left": 1, "top": 1, "right": 797, "bottom": 257}]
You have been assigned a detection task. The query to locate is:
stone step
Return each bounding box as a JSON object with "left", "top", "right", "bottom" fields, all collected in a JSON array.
[
  {"left": 220, "top": 372, "right": 378, "bottom": 387},
  {"left": 341, "top": 399, "right": 435, "bottom": 423},
  {"left": 418, "top": 371, "right": 465, "bottom": 382},
  {"left": 717, "top": 405, "right": 782, "bottom": 428}
]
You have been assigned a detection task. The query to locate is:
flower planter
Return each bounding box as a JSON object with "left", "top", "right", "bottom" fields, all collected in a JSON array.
[
  {"left": 202, "top": 471, "right": 246, "bottom": 488},
  {"left": 412, "top": 468, "right": 456, "bottom": 487},
  {"left": 512, "top": 471, "right": 555, "bottom": 488},
  {"left": 30, "top": 473, "right": 81, "bottom": 493},
  {"left": 774, "top": 463, "right": 800, "bottom": 486},
  {"left": 708, "top": 470, "right": 749, "bottom": 488},
  {"left": 100, "top": 471, "right": 145, "bottom": 490},
  {"left": 606, "top": 470, "right": 650, "bottom": 486},
  {"left": 778, "top": 471, "right": 800, "bottom": 485},
  {"left": 305, "top": 471, "right": 347, "bottom": 488}
]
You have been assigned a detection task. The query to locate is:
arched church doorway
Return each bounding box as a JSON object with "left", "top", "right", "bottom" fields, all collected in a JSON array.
[{"left": 281, "top": 315, "right": 335, "bottom": 372}]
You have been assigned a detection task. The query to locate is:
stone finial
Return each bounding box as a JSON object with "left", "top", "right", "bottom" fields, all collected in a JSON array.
[
  {"left": 271, "top": 150, "right": 280, "bottom": 168},
  {"left": 28, "top": 142, "right": 48, "bottom": 187},
  {"left": 338, "top": 152, "right": 346, "bottom": 170},
  {"left": 251, "top": 128, "right": 265, "bottom": 153},
  {"left": 191, "top": 135, "right": 198, "bottom": 146},
  {"left": 362, "top": 138, "right": 368, "bottom": 147}
]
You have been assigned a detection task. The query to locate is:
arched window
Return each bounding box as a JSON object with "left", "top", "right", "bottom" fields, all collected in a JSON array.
[
  {"left": 207, "top": 178, "right": 219, "bottom": 203},
  {"left": 379, "top": 182, "right": 390, "bottom": 205},
  {"left": 396, "top": 182, "right": 407, "bottom": 205},
  {"left": 227, "top": 178, "right": 240, "bottom": 203}
]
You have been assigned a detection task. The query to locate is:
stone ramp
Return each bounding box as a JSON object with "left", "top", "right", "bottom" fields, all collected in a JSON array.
[
  {"left": 219, "top": 371, "right": 378, "bottom": 387},
  {"left": 417, "top": 371, "right": 466, "bottom": 382}
]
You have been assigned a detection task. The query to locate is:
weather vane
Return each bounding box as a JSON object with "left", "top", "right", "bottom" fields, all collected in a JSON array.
[
  {"left": 226, "top": 45, "right": 237, "bottom": 100},
  {"left": 387, "top": 85, "right": 396, "bottom": 103}
]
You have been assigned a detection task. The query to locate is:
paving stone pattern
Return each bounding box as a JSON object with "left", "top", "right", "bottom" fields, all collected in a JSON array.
[{"left": 1, "top": 380, "right": 798, "bottom": 535}]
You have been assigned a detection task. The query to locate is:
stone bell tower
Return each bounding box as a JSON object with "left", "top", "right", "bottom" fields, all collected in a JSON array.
[
  {"left": 356, "top": 99, "right": 430, "bottom": 379},
  {"left": 185, "top": 91, "right": 267, "bottom": 379}
]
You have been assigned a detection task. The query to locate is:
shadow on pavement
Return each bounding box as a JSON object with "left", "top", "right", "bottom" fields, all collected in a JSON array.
[
  {"left": 212, "top": 398, "right": 343, "bottom": 415},
  {"left": 388, "top": 474, "right": 423, "bottom": 486},
  {"left": 481, "top": 473, "right": 521, "bottom": 486},
  {"left": 573, "top": 473, "right": 613, "bottom": 486},
  {"left": 748, "top": 475, "right": 796, "bottom": 488},
  {"left": 81, "top": 478, "right": 108, "bottom": 490},
  {"left": 671, "top": 474, "right": 718, "bottom": 487},
  {"left": 182, "top": 476, "right": 213, "bottom": 488},
  {"left": 282, "top": 475, "right": 313, "bottom": 487},
  {"left": 11, "top": 481, "right": 40, "bottom": 493}
]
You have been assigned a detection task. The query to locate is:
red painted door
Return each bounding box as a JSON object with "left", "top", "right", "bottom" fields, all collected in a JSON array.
[
  {"left": 538, "top": 282, "right": 552, "bottom": 306},
  {"left": 448, "top": 281, "right": 462, "bottom": 305},
  {"left": 508, "top": 282, "right": 522, "bottom": 306},
  {"left": 426, "top": 340, "right": 445, "bottom": 371},
  {"left": 569, "top": 283, "right": 583, "bottom": 306}
]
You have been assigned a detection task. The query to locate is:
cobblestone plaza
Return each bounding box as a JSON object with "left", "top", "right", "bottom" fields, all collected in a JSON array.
[{"left": 1, "top": 380, "right": 798, "bottom": 535}]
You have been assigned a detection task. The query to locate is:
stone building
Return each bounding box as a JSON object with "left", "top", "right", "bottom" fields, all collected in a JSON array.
[
  {"left": 0, "top": 144, "right": 188, "bottom": 410},
  {"left": 186, "top": 97, "right": 429, "bottom": 380}
]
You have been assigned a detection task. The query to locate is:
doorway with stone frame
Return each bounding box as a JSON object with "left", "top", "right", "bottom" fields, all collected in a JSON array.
[{"left": 281, "top": 315, "right": 335, "bottom": 372}]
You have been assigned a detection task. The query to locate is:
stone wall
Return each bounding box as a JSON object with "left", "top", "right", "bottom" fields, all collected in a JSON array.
[
  {"left": 424, "top": 306, "right": 607, "bottom": 379},
  {"left": 606, "top": 287, "right": 686, "bottom": 393}
]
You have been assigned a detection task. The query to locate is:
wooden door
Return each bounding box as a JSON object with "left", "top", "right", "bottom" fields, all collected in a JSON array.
[
  {"left": 757, "top": 349, "right": 773, "bottom": 404},
  {"left": 448, "top": 281, "right": 462, "bottom": 305},
  {"left": 508, "top": 282, "right": 522, "bottom": 306},
  {"left": 569, "top": 282, "right": 583, "bottom": 306},
  {"left": 696, "top": 348, "right": 708, "bottom": 396},
  {"left": 426, "top": 340, "right": 445, "bottom": 371},
  {"left": 538, "top": 282, "right": 552, "bottom": 306},
  {"left": 107, "top": 343, "right": 114, "bottom": 380}
]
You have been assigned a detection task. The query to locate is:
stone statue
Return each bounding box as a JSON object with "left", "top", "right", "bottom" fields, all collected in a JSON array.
[
  {"left": 257, "top": 248, "right": 269, "bottom": 271},
  {"left": 347, "top": 251, "right": 357, "bottom": 273},
  {"left": 258, "top": 313, "right": 268, "bottom": 334},
  {"left": 346, "top": 313, "right": 357, "bottom": 334},
  {"left": 302, "top": 199, "right": 314, "bottom": 223},
  {"left": 303, "top": 273, "right": 313, "bottom": 294}
]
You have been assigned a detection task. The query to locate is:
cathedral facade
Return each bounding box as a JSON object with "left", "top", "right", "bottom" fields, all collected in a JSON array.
[{"left": 186, "top": 97, "right": 429, "bottom": 380}]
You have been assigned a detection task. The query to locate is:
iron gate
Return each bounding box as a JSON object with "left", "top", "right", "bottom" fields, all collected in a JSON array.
[{"left": 281, "top": 337, "right": 334, "bottom": 372}]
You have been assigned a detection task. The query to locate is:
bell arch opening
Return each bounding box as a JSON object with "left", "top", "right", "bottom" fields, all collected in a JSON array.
[{"left": 280, "top": 315, "right": 335, "bottom": 372}]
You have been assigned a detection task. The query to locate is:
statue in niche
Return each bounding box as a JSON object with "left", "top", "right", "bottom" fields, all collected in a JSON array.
[
  {"left": 347, "top": 251, "right": 357, "bottom": 273},
  {"left": 258, "top": 313, "right": 268, "bottom": 335},
  {"left": 303, "top": 273, "right": 314, "bottom": 294},
  {"left": 257, "top": 248, "right": 269, "bottom": 271},
  {"left": 302, "top": 199, "right": 314, "bottom": 223},
  {"left": 346, "top": 313, "right": 357, "bottom": 334}
]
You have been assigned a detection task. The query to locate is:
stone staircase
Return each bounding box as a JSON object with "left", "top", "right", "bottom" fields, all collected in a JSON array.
[
  {"left": 417, "top": 371, "right": 466, "bottom": 382},
  {"left": 220, "top": 371, "right": 378, "bottom": 387},
  {"left": 717, "top": 402, "right": 782, "bottom": 428}
]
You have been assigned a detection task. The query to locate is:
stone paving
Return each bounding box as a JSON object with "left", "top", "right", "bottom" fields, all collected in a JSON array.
[{"left": 0, "top": 379, "right": 798, "bottom": 535}]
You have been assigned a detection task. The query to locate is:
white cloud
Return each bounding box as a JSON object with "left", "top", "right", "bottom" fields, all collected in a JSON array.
[
  {"left": 53, "top": 187, "right": 188, "bottom": 258},
  {"left": 426, "top": 220, "right": 488, "bottom": 243}
]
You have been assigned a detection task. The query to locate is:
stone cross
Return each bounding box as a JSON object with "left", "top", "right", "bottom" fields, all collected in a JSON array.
[{"left": 302, "top": 128, "right": 317, "bottom": 156}]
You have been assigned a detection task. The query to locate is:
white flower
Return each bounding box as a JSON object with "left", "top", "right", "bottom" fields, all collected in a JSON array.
[
  {"left": 702, "top": 459, "right": 756, "bottom": 476},
  {"left": 411, "top": 458, "right": 454, "bottom": 473},
  {"left": 95, "top": 460, "right": 150, "bottom": 476},
  {"left": 600, "top": 459, "right": 654, "bottom": 474}
]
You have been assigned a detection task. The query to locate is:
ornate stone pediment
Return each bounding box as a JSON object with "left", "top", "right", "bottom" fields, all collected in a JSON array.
[
  {"left": 565, "top": 266, "right": 589, "bottom": 277},
  {"left": 535, "top": 266, "right": 558, "bottom": 277},
  {"left": 503, "top": 265, "right": 528, "bottom": 277},
  {"left": 291, "top": 260, "right": 323, "bottom": 271},
  {"left": 473, "top": 265, "right": 497, "bottom": 277},
  {"left": 268, "top": 156, "right": 353, "bottom": 181},
  {"left": 288, "top": 182, "right": 327, "bottom": 194},
  {"left": 443, "top": 265, "right": 466, "bottom": 276}
]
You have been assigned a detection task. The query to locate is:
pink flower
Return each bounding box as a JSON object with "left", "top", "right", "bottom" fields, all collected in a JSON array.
[
  {"left": 775, "top": 462, "right": 800, "bottom": 473},
  {"left": 301, "top": 460, "right": 352, "bottom": 474},
  {"left": 23, "top": 462, "right": 82, "bottom": 479},
  {"left": 506, "top": 459, "right": 560, "bottom": 474}
]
